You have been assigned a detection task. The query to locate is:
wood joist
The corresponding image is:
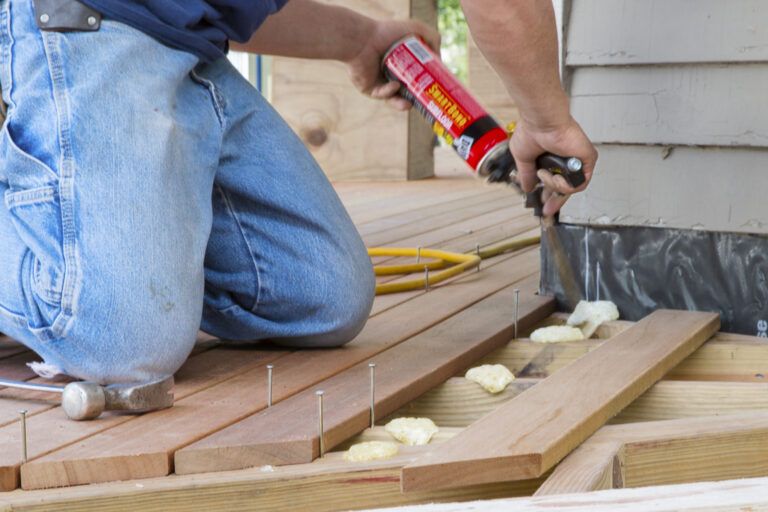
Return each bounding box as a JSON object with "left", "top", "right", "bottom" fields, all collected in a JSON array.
[{"left": 371, "top": 476, "right": 768, "bottom": 512}]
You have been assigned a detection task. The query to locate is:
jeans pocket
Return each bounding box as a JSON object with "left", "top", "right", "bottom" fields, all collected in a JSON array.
[
  {"left": 5, "top": 186, "right": 64, "bottom": 306},
  {"left": 2, "top": 124, "right": 66, "bottom": 310}
]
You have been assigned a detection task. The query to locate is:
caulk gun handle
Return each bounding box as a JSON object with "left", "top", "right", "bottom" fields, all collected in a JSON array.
[
  {"left": 535, "top": 154, "right": 586, "bottom": 188},
  {"left": 524, "top": 153, "right": 585, "bottom": 218}
]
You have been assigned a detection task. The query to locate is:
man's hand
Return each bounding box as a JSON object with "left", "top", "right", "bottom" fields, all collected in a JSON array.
[
  {"left": 345, "top": 20, "right": 440, "bottom": 111},
  {"left": 510, "top": 117, "right": 597, "bottom": 217}
]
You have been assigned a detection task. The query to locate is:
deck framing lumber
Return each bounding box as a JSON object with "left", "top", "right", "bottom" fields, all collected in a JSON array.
[
  {"left": 367, "top": 476, "right": 768, "bottom": 512},
  {"left": 492, "top": 335, "right": 768, "bottom": 382},
  {"left": 173, "top": 278, "right": 553, "bottom": 474},
  {"left": 2, "top": 451, "right": 540, "bottom": 512},
  {"left": 400, "top": 310, "right": 720, "bottom": 492},
  {"left": 536, "top": 412, "right": 768, "bottom": 495},
  {"left": 388, "top": 377, "right": 768, "bottom": 428}
]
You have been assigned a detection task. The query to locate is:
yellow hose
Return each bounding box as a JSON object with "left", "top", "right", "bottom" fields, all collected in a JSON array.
[
  {"left": 474, "top": 235, "right": 540, "bottom": 259},
  {"left": 368, "top": 234, "right": 540, "bottom": 295}
]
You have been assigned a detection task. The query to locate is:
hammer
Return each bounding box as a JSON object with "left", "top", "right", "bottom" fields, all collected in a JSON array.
[{"left": 0, "top": 376, "right": 174, "bottom": 420}]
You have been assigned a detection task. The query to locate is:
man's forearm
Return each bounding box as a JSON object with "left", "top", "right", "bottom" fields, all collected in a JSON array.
[
  {"left": 232, "top": 0, "right": 375, "bottom": 62},
  {"left": 461, "top": 0, "right": 569, "bottom": 129}
]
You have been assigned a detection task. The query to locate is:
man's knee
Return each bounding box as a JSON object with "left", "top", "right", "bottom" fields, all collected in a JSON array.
[
  {"left": 32, "top": 276, "right": 204, "bottom": 384},
  {"left": 273, "top": 255, "right": 375, "bottom": 349},
  {"left": 51, "top": 315, "right": 198, "bottom": 384}
]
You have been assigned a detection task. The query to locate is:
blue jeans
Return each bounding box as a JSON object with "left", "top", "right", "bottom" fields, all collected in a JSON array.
[{"left": 0, "top": 0, "right": 375, "bottom": 383}]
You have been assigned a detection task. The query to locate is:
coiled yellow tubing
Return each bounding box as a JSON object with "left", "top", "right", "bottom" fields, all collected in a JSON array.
[{"left": 368, "top": 235, "right": 540, "bottom": 295}]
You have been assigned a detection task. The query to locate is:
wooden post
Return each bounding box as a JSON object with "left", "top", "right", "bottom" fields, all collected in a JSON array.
[{"left": 270, "top": 0, "right": 437, "bottom": 181}]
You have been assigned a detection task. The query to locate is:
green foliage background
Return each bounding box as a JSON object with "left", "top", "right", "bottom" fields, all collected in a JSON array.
[{"left": 438, "top": 0, "right": 468, "bottom": 83}]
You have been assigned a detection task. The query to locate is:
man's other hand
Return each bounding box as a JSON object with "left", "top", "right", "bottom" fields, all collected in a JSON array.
[
  {"left": 345, "top": 20, "right": 440, "bottom": 110},
  {"left": 509, "top": 117, "right": 597, "bottom": 217}
]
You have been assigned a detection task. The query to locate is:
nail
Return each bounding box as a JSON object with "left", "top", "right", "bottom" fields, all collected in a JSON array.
[
  {"left": 514, "top": 288, "right": 521, "bottom": 339},
  {"left": 369, "top": 363, "right": 376, "bottom": 428},
  {"left": 476, "top": 243, "right": 481, "bottom": 272},
  {"left": 316, "top": 390, "right": 325, "bottom": 457},
  {"left": 266, "top": 364, "right": 274, "bottom": 407},
  {"left": 424, "top": 266, "right": 430, "bottom": 291},
  {"left": 19, "top": 410, "right": 27, "bottom": 463},
  {"left": 416, "top": 246, "right": 422, "bottom": 264}
]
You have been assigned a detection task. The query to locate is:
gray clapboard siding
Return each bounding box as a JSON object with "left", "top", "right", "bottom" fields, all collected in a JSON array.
[
  {"left": 560, "top": 144, "right": 768, "bottom": 234},
  {"left": 567, "top": 0, "right": 768, "bottom": 66},
  {"left": 570, "top": 64, "right": 768, "bottom": 147}
]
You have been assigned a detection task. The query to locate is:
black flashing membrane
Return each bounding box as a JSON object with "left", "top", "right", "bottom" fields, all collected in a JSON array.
[{"left": 540, "top": 224, "right": 768, "bottom": 337}]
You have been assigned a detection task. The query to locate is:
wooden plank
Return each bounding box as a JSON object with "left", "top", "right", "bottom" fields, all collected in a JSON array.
[
  {"left": 386, "top": 377, "right": 536, "bottom": 427},
  {"left": 371, "top": 477, "right": 768, "bottom": 512},
  {"left": 359, "top": 414, "right": 768, "bottom": 501},
  {"left": 566, "top": 0, "right": 768, "bottom": 66},
  {"left": 387, "top": 377, "right": 768, "bottom": 428},
  {"left": 335, "top": 425, "right": 461, "bottom": 451},
  {"left": 355, "top": 187, "right": 508, "bottom": 238},
  {"left": 485, "top": 333, "right": 768, "bottom": 382},
  {"left": 525, "top": 313, "right": 633, "bottom": 339},
  {"left": 173, "top": 276, "right": 553, "bottom": 474},
  {"left": 362, "top": 196, "right": 518, "bottom": 247},
  {"left": 19, "top": 248, "right": 543, "bottom": 489},
  {"left": 400, "top": 310, "right": 720, "bottom": 492},
  {"left": 0, "top": 340, "right": 222, "bottom": 445},
  {"left": 615, "top": 380, "right": 768, "bottom": 424},
  {"left": 270, "top": 0, "right": 436, "bottom": 181},
  {"left": 383, "top": 206, "right": 536, "bottom": 257},
  {"left": 622, "top": 426, "right": 768, "bottom": 489},
  {"left": 0, "top": 334, "right": 28, "bottom": 360},
  {"left": 346, "top": 182, "right": 495, "bottom": 225},
  {"left": 0, "top": 353, "right": 51, "bottom": 430},
  {"left": 560, "top": 145, "right": 768, "bottom": 235},
  {"left": 0, "top": 338, "right": 221, "bottom": 432},
  {"left": 1, "top": 453, "right": 540, "bottom": 512},
  {"left": 0, "top": 346, "right": 288, "bottom": 491},
  {"left": 533, "top": 437, "right": 619, "bottom": 496},
  {"left": 570, "top": 65, "right": 768, "bottom": 147},
  {"left": 0, "top": 352, "right": 38, "bottom": 383},
  {"left": 537, "top": 412, "right": 768, "bottom": 495}
]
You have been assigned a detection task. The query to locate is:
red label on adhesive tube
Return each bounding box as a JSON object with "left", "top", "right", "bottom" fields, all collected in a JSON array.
[{"left": 383, "top": 36, "right": 509, "bottom": 173}]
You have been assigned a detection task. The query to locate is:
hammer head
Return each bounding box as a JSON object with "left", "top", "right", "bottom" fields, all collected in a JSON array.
[{"left": 103, "top": 376, "right": 174, "bottom": 413}]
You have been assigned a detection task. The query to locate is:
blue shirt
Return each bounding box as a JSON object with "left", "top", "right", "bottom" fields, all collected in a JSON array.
[{"left": 79, "top": 0, "right": 289, "bottom": 62}]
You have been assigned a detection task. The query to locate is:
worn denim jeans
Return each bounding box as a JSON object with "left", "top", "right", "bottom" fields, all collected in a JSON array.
[{"left": 0, "top": 0, "right": 375, "bottom": 383}]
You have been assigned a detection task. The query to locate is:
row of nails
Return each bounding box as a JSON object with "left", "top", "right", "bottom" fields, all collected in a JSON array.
[{"left": 16, "top": 287, "right": 522, "bottom": 463}]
